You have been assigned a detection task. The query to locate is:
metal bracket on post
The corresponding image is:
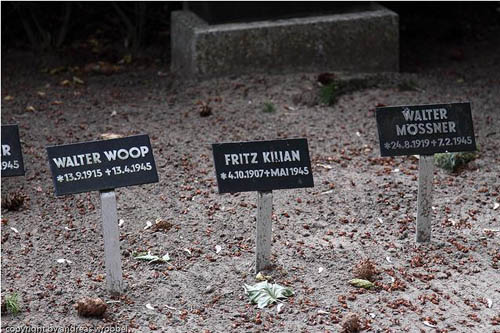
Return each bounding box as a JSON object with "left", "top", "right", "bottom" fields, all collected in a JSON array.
[
  {"left": 256, "top": 190, "right": 273, "bottom": 273},
  {"left": 100, "top": 189, "right": 124, "bottom": 295},
  {"left": 416, "top": 155, "right": 434, "bottom": 243}
]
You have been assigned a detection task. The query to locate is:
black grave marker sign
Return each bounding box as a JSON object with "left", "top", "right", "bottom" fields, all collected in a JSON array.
[
  {"left": 47, "top": 135, "right": 159, "bottom": 196},
  {"left": 376, "top": 102, "right": 476, "bottom": 157},
  {"left": 212, "top": 138, "right": 314, "bottom": 194},
  {"left": 1, "top": 125, "right": 25, "bottom": 177}
]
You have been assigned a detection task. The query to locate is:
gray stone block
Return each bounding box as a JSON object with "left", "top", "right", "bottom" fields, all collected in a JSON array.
[{"left": 171, "top": 3, "right": 399, "bottom": 79}]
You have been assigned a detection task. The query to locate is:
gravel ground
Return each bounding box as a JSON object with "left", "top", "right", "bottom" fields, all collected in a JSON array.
[{"left": 1, "top": 23, "right": 500, "bottom": 333}]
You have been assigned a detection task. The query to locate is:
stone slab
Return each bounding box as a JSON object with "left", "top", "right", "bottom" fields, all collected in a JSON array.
[{"left": 171, "top": 3, "right": 399, "bottom": 79}]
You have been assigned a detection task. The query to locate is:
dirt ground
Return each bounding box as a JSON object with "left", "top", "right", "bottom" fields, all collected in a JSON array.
[{"left": 2, "top": 11, "right": 500, "bottom": 333}]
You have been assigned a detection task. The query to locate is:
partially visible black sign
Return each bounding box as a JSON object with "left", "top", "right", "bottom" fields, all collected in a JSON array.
[
  {"left": 376, "top": 102, "right": 476, "bottom": 157},
  {"left": 47, "top": 135, "right": 159, "bottom": 196},
  {"left": 1, "top": 125, "right": 25, "bottom": 177},
  {"left": 212, "top": 138, "right": 314, "bottom": 194}
]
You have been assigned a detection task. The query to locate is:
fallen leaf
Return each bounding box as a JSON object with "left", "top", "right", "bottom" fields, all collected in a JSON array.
[
  {"left": 135, "top": 251, "right": 170, "bottom": 264},
  {"left": 25, "top": 106, "right": 36, "bottom": 112},
  {"left": 73, "top": 76, "right": 85, "bottom": 85},
  {"left": 423, "top": 321, "right": 437, "bottom": 328},
  {"left": 152, "top": 219, "right": 173, "bottom": 232},
  {"left": 316, "top": 163, "right": 333, "bottom": 169},
  {"left": 120, "top": 54, "right": 132, "bottom": 64},
  {"left": 100, "top": 133, "right": 123, "bottom": 140},
  {"left": 256, "top": 272, "right": 271, "bottom": 281},
  {"left": 56, "top": 258, "right": 72, "bottom": 264},
  {"left": 49, "top": 66, "right": 66, "bottom": 75},
  {"left": 349, "top": 279, "right": 374, "bottom": 289},
  {"left": 320, "top": 190, "right": 335, "bottom": 195}
]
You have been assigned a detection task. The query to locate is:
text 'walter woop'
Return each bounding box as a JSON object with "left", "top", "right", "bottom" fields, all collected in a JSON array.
[{"left": 46, "top": 135, "right": 159, "bottom": 196}]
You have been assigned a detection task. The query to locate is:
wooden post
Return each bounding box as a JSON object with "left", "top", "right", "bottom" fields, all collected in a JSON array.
[
  {"left": 256, "top": 190, "right": 273, "bottom": 273},
  {"left": 100, "top": 190, "right": 124, "bottom": 294},
  {"left": 416, "top": 155, "right": 434, "bottom": 243}
]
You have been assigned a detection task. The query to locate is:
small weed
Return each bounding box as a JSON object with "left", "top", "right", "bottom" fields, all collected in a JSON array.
[
  {"left": 2, "top": 293, "right": 21, "bottom": 315},
  {"left": 319, "top": 78, "right": 371, "bottom": 106},
  {"left": 262, "top": 101, "right": 276, "bottom": 113},
  {"left": 435, "top": 150, "right": 479, "bottom": 173},
  {"left": 353, "top": 258, "right": 378, "bottom": 281},
  {"left": 1, "top": 192, "right": 25, "bottom": 211},
  {"left": 319, "top": 82, "right": 341, "bottom": 105}
]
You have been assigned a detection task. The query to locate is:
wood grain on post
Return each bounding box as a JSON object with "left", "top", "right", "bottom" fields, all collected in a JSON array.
[
  {"left": 256, "top": 190, "right": 273, "bottom": 273},
  {"left": 416, "top": 155, "right": 434, "bottom": 243},
  {"left": 100, "top": 190, "right": 124, "bottom": 294}
]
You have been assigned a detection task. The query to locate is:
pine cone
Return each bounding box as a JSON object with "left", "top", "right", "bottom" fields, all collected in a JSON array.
[
  {"left": 341, "top": 312, "right": 361, "bottom": 333},
  {"left": 74, "top": 297, "right": 107, "bottom": 317},
  {"left": 1, "top": 192, "right": 25, "bottom": 211}
]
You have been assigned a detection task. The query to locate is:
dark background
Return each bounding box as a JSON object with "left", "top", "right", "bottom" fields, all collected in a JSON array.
[{"left": 1, "top": 2, "right": 499, "bottom": 72}]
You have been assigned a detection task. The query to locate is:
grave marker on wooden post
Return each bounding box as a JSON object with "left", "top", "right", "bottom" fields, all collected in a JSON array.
[
  {"left": 376, "top": 102, "right": 476, "bottom": 242},
  {"left": 46, "top": 135, "right": 159, "bottom": 294},
  {"left": 1, "top": 125, "right": 25, "bottom": 177},
  {"left": 212, "top": 138, "right": 314, "bottom": 272}
]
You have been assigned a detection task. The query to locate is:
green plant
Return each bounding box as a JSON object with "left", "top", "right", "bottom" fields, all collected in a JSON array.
[
  {"left": 262, "top": 101, "right": 276, "bottom": 113},
  {"left": 319, "top": 82, "right": 341, "bottom": 105},
  {"left": 244, "top": 281, "right": 293, "bottom": 308},
  {"left": 319, "top": 77, "right": 374, "bottom": 106},
  {"left": 435, "top": 150, "right": 479, "bottom": 172},
  {"left": 134, "top": 251, "right": 170, "bottom": 264},
  {"left": 2, "top": 293, "right": 21, "bottom": 315}
]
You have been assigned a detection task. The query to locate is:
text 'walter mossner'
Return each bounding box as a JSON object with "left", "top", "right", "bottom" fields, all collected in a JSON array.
[{"left": 396, "top": 107, "right": 457, "bottom": 136}]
